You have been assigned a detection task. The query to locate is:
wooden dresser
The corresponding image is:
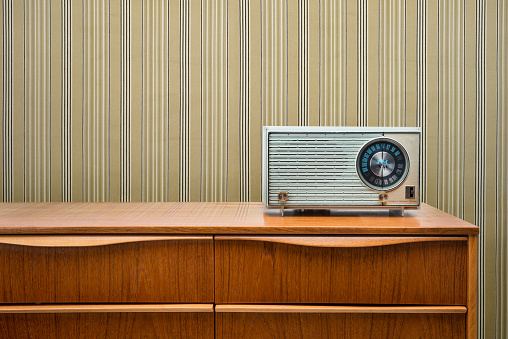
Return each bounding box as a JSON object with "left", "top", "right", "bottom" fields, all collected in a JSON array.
[{"left": 0, "top": 202, "right": 478, "bottom": 338}]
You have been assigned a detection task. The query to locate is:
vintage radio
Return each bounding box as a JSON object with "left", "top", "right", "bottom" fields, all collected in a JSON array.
[{"left": 262, "top": 126, "right": 420, "bottom": 215}]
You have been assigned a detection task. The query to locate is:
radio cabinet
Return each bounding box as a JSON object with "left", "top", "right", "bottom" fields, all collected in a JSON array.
[{"left": 0, "top": 202, "right": 478, "bottom": 339}]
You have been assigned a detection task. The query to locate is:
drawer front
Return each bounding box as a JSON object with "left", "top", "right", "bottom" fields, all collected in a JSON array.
[
  {"left": 0, "top": 236, "right": 213, "bottom": 303},
  {"left": 215, "top": 236, "right": 467, "bottom": 305},
  {"left": 0, "top": 312, "right": 213, "bottom": 339},
  {"left": 216, "top": 311, "right": 465, "bottom": 339}
]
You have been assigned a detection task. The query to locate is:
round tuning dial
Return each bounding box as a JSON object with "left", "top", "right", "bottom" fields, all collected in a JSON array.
[{"left": 356, "top": 138, "right": 410, "bottom": 191}]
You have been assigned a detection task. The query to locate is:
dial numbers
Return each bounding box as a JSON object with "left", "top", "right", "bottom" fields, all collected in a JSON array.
[{"left": 357, "top": 138, "right": 409, "bottom": 191}]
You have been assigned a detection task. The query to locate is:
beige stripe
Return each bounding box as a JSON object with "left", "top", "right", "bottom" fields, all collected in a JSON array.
[
  {"left": 346, "top": 0, "right": 357, "bottom": 126},
  {"left": 0, "top": 0, "right": 4, "bottom": 201},
  {"left": 167, "top": 0, "right": 179, "bottom": 202},
  {"left": 417, "top": 0, "right": 426, "bottom": 201},
  {"left": 82, "top": 0, "right": 109, "bottom": 202},
  {"left": 378, "top": 0, "right": 405, "bottom": 128},
  {"left": 50, "top": 0, "right": 62, "bottom": 203},
  {"left": 202, "top": 0, "right": 227, "bottom": 202},
  {"left": 188, "top": 0, "right": 201, "bottom": 202},
  {"left": 179, "top": 0, "right": 188, "bottom": 202},
  {"left": 250, "top": 0, "right": 262, "bottom": 202},
  {"left": 308, "top": 0, "right": 319, "bottom": 126},
  {"left": 405, "top": 0, "right": 416, "bottom": 128},
  {"left": 70, "top": 0, "right": 82, "bottom": 201},
  {"left": 240, "top": 0, "right": 250, "bottom": 201},
  {"left": 287, "top": 0, "right": 298, "bottom": 126},
  {"left": 298, "top": 0, "right": 307, "bottom": 126},
  {"left": 366, "top": 0, "right": 378, "bottom": 127},
  {"left": 424, "top": 0, "right": 438, "bottom": 207},
  {"left": 143, "top": 0, "right": 168, "bottom": 202},
  {"left": 498, "top": 1, "right": 508, "bottom": 336},
  {"left": 129, "top": 0, "right": 142, "bottom": 202},
  {"left": 227, "top": 0, "right": 240, "bottom": 201},
  {"left": 61, "top": 0, "right": 71, "bottom": 202},
  {"left": 357, "top": 0, "right": 367, "bottom": 126},
  {"left": 321, "top": 0, "right": 347, "bottom": 126},
  {"left": 437, "top": 0, "right": 464, "bottom": 218},
  {"left": 120, "top": 0, "right": 130, "bottom": 202},
  {"left": 484, "top": 1, "right": 498, "bottom": 338},
  {"left": 109, "top": 0, "right": 121, "bottom": 203},
  {"left": 262, "top": 0, "right": 286, "bottom": 127},
  {"left": 1, "top": 0, "right": 9, "bottom": 201},
  {"left": 25, "top": 0, "right": 51, "bottom": 202}
]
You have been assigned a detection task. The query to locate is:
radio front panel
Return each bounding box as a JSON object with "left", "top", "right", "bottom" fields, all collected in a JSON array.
[{"left": 262, "top": 127, "right": 420, "bottom": 211}]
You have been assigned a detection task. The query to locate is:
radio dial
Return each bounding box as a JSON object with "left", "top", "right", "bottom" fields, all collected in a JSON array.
[{"left": 356, "top": 137, "right": 410, "bottom": 191}]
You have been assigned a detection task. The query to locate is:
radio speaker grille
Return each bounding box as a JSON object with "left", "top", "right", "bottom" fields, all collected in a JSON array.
[{"left": 268, "top": 132, "right": 382, "bottom": 206}]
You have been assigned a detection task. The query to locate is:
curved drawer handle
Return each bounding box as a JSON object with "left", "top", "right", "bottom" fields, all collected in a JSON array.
[
  {"left": 0, "top": 235, "right": 212, "bottom": 247},
  {"left": 215, "top": 236, "right": 467, "bottom": 248},
  {"left": 0, "top": 304, "right": 214, "bottom": 314},
  {"left": 215, "top": 305, "right": 467, "bottom": 314}
]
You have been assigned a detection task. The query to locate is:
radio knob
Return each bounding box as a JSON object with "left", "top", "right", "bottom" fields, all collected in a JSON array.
[
  {"left": 278, "top": 191, "right": 289, "bottom": 203},
  {"left": 378, "top": 192, "right": 389, "bottom": 204}
]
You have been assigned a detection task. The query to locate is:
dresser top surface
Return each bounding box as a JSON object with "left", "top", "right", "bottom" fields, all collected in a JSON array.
[{"left": 0, "top": 202, "right": 478, "bottom": 235}]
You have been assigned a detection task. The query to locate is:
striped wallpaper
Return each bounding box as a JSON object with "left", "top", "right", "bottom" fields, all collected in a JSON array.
[{"left": 0, "top": 0, "right": 506, "bottom": 337}]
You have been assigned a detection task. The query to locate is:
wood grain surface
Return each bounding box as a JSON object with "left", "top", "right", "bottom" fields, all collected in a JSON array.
[
  {"left": 216, "top": 312, "right": 466, "bottom": 339},
  {"left": 467, "top": 235, "right": 478, "bottom": 339},
  {"left": 215, "top": 235, "right": 467, "bottom": 247},
  {"left": 215, "top": 305, "right": 467, "bottom": 314},
  {"left": 0, "top": 202, "right": 479, "bottom": 235},
  {"left": 215, "top": 238, "right": 467, "bottom": 305},
  {"left": 0, "top": 312, "right": 214, "bottom": 339},
  {"left": 0, "top": 235, "right": 212, "bottom": 247},
  {"left": 0, "top": 304, "right": 214, "bottom": 314},
  {"left": 0, "top": 238, "right": 213, "bottom": 303}
]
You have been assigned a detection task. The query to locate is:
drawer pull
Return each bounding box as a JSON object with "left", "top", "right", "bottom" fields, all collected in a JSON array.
[
  {"left": 215, "top": 305, "right": 467, "bottom": 314},
  {"left": 0, "top": 304, "right": 214, "bottom": 314},
  {"left": 0, "top": 235, "right": 212, "bottom": 247},
  {"left": 215, "top": 236, "right": 467, "bottom": 248}
]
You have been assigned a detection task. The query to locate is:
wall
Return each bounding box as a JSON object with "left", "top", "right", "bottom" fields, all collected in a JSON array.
[{"left": 0, "top": 0, "right": 506, "bottom": 337}]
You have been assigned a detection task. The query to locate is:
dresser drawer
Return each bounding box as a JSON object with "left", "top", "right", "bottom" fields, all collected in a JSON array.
[
  {"left": 0, "top": 236, "right": 213, "bottom": 303},
  {"left": 215, "top": 236, "right": 467, "bottom": 305},
  {"left": 215, "top": 305, "right": 466, "bottom": 339},
  {"left": 0, "top": 305, "right": 214, "bottom": 339}
]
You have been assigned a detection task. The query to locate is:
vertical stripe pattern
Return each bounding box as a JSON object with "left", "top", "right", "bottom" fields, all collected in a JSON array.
[
  {"left": 62, "top": 0, "right": 71, "bottom": 202},
  {"left": 201, "top": 0, "right": 228, "bottom": 202},
  {"left": 26, "top": 0, "right": 51, "bottom": 202},
  {"left": 320, "top": 0, "right": 346, "bottom": 127},
  {"left": 438, "top": 0, "right": 465, "bottom": 218},
  {"left": 120, "top": 0, "right": 130, "bottom": 202},
  {"left": 143, "top": 0, "right": 169, "bottom": 202},
  {"left": 82, "top": 0, "right": 110, "bottom": 202},
  {"left": 378, "top": 0, "right": 406, "bottom": 127},
  {"left": 239, "top": 0, "right": 249, "bottom": 202},
  {"left": 298, "top": 0, "right": 308, "bottom": 126},
  {"left": 475, "top": 0, "right": 486, "bottom": 336},
  {"left": 417, "top": 0, "right": 427, "bottom": 202},
  {"left": 497, "top": 1, "right": 508, "bottom": 337},
  {"left": 261, "top": 0, "right": 286, "bottom": 127},
  {"left": 1, "top": 0, "right": 12, "bottom": 202},
  {"left": 357, "top": 0, "right": 367, "bottom": 126},
  {"left": 179, "top": 0, "right": 190, "bottom": 202},
  {"left": 0, "top": 3, "right": 506, "bottom": 337}
]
